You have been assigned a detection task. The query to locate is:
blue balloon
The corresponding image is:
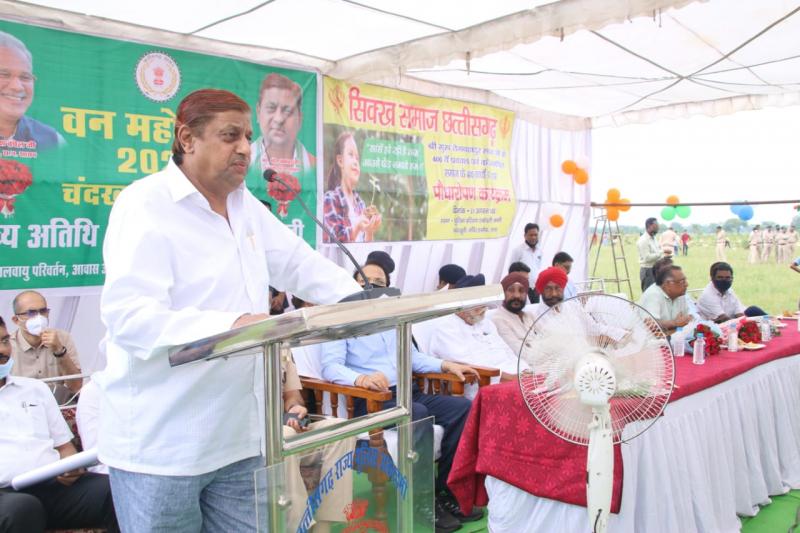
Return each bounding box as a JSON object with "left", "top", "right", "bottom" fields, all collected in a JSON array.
[
  {"left": 738, "top": 205, "right": 754, "bottom": 221},
  {"left": 730, "top": 203, "right": 743, "bottom": 216}
]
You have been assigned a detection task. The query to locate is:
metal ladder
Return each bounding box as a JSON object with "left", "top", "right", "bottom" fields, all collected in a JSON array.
[{"left": 589, "top": 212, "right": 634, "bottom": 299}]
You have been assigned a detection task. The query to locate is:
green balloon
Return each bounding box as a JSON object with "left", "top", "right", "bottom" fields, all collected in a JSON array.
[
  {"left": 661, "top": 206, "right": 676, "bottom": 221},
  {"left": 676, "top": 205, "right": 691, "bottom": 218}
]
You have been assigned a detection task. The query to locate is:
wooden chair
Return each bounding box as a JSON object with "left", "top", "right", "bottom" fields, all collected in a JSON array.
[{"left": 299, "top": 366, "right": 499, "bottom": 520}]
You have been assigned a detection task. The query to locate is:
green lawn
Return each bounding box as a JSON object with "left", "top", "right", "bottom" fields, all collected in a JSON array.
[{"left": 589, "top": 235, "right": 800, "bottom": 315}]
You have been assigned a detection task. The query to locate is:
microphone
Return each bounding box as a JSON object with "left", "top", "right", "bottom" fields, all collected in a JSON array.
[{"left": 263, "top": 169, "right": 400, "bottom": 302}]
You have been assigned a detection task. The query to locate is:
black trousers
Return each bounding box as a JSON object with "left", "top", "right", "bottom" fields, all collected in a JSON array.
[
  {"left": 353, "top": 385, "right": 472, "bottom": 494},
  {"left": 640, "top": 267, "right": 655, "bottom": 292},
  {"left": 0, "top": 473, "right": 118, "bottom": 533}
]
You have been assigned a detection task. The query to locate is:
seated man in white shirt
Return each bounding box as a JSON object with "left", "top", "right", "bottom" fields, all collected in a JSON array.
[
  {"left": 428, "top": 275, "right": 521, "bottom": 399},
  {"left": 552, "top": 251, "right": 578, "bottom": 299},
  {"left": 0, "top": 316, "right": 118, "bottom": 533},
  {"left": 638, "top": 265, "right": 691, "bottom": 334},
  {"left": 696, "top": 262, "right": 766, "bottom": 323}
]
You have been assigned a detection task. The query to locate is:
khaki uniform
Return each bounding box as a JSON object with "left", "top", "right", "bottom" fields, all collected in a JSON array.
[
  {"left": 748, "top": 229, "right": 761, "bottom": 264},
  {"left": 715, "top": 229, "right": 727, "bottom": 261},
  {"left": 761, "top": 230, "right": 774, "bottom": 262},
  {"left": 282, "top": 358, "right": 354, "bottom": 531},
  {"left": 777, "top": 231, "right": 789, "bottom": 264}
]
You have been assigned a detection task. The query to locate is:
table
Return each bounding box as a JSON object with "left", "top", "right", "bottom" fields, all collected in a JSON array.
[{"left": 448, "top": 320, "right": 800, "bottom": 532}]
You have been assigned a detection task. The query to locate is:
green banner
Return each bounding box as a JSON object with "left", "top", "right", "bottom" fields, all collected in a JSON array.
[{"left": 0, "top": 20, "right": 318, "bottom": 291}]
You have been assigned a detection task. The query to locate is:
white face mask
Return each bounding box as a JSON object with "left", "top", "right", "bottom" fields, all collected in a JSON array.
[
  {"left": 26, "top": 315, "right": 48, "bottom": 336},
  {"left": 0, "top": 358, "right": 13, "bottom": 380}
]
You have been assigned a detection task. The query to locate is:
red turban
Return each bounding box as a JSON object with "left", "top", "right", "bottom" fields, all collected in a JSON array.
[
  {"left": 501, "top": 272, "right": 529, "bottom": 292},
  {"left": 535, "top": 266, "right": 568, "bottom": 294}
]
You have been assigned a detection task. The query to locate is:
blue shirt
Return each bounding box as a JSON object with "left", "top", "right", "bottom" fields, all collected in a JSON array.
[{"left": 321, "top": 330, "right": 444, "bottom": 386}]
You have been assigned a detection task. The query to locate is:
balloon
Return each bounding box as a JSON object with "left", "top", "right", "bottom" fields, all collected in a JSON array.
[
  {"left": 573, "top": 168, "right": 589, "bottom": 185},
  {"left": 661, "top": 206, "right": 676, "bottom": 221},
  {"left": 618, "top": 198, "right": 631, "bottom": 211},
  {"left": 607, "top": 188, "right": 621, "bottom": 201},
  {"left": 666, "top": 195, "right": 680, "bottom": 206},
  {"left": 549, "top": 214, "right": 564, "bottom": 228},
  {"left": 607, "top": 209, "right": 620, "bottom": 221},
  {"left": 738, "top": 205, "right": 754, "bottom": 221},
  {"left": 561, "top": 160, "right": 577, "bottom": 174},
  {"left": 675, "top": 205, "right": 691, "bottom": 218},
  {"left": 730, "top": 204, "right": 742, "bottom": 216}
]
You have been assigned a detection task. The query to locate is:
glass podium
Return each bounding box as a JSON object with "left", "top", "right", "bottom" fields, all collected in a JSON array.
[{"left": 167, "top": 285, "right": 501, "bottom": 533}]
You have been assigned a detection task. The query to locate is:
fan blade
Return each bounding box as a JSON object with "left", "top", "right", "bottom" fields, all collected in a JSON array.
[{"left": 587, "top": 406, "right": 613, "bottom": 533}]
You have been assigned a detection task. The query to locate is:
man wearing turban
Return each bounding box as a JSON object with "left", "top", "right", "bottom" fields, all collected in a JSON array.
[
  {"left": 491, "top": 272, "right": 536, "bottom": 359},
  {"left": 437, "top": 264, "right": 466, "bottom": 290}
]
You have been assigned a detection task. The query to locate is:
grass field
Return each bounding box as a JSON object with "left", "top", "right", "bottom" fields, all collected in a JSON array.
[{"left": 589, "top": 234, "right": 800, "bottom": 315}]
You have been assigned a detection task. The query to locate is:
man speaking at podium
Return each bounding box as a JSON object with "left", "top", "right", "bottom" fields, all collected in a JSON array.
[{"left": 98, "top": 89, "right": 361, "bottom": 532}]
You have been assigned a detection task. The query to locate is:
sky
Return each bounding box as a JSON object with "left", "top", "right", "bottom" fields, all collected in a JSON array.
[{"left": 591, "top": 105, "right": 800, "bottom": 228}]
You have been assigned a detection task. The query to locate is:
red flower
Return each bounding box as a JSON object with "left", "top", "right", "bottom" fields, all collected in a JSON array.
[
  {"left": 267, "top": 172, "right": 300, "bottom": 218},
  {"left": 738, "top": 321, "right": 761, "bottom": 344},
  {"left": 0, "top": 159, "right": 33, "bottom": 216}
]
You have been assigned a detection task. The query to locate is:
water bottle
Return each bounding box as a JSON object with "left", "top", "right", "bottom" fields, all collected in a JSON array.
[
  {"left": 727, "top": 327, "right": 739, "bottom": 352},
  {"left": 693, "top": 333, "right": 706, "bottom": 365},
  {"left": 671, "top": 327, "right": 685, "bottom": 357},
  {"left": 761, "top": 317, "right": 771, "bottom": 343}
]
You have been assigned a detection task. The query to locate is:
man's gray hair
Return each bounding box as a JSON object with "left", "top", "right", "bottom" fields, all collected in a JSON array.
[{"left": 0, "top": 30, "right": 33, "bottom": 65}]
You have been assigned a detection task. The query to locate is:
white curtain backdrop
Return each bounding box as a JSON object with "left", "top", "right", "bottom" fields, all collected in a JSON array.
[{"left": 321, "top": 118, "right": 592, "bottom": 294}]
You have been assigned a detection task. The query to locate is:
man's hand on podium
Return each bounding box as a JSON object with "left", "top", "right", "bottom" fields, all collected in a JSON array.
[
  {"left": 285, "top": 404, "right": 309, "bottom": 432},
  {"left": 441, "top": 361, "right": 480, "bottom": 382},
  {"left": 231, "top": 313, "right": 270, "bottom": 329},
  {"left": 356, "top": 371, "right": 391, "bottom": 392}
]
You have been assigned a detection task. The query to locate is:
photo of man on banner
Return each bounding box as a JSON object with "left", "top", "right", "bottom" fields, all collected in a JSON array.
[{"left": 0, "top": 30, "right": 64, "bottom": 151}]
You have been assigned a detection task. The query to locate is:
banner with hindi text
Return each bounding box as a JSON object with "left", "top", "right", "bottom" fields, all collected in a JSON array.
[
  {"left": 322, "top": 77, "right": 515, "bottom": 243},
  {"left": 0, "top": 20, "right": 318, "bottom": 291}
]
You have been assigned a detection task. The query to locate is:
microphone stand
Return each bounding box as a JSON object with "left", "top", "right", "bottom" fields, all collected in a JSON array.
[{"left": 263, "top": 170, "right": 400, "bottom": 302}]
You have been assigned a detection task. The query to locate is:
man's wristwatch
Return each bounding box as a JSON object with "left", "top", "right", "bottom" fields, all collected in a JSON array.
[{"left": 53, "top": 347, "right": 67, "bottom": 358}]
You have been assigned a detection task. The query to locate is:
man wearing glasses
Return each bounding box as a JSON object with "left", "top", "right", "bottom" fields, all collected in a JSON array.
[
  {"left": 0, "top": 31, "right": 64, "bottom": 150},
  {"left": 638, "top": 265, "right": 692, "bottom": 334},
  {"left": 10, "top": 290, "right": 81, "bottom": 394}
]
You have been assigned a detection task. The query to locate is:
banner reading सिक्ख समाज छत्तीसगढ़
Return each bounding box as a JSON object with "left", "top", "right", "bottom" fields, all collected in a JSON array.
[
  {"left": 0, "top": 20, "right": 318, "bottom": 291},
  {"left": 321, "top": 77, "right": 516, "bottom": 244}
]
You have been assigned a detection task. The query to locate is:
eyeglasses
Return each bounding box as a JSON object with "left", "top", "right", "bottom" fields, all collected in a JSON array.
[
  {"left": 16, "top": 307, "right": 50, "bottom": 319},
  {"left": 366, "top": 278, "right": 387, "bottom": 288},
  {"left": 0, "top": 69, "right": 35, "bottom": 84},
  {"left": 666, "top": 278, "right": 688, "bottom": 285}
]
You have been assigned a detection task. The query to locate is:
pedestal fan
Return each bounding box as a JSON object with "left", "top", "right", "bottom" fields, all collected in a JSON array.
[{"left": 519, "top": 294, "right": 675, "bottom": 533}]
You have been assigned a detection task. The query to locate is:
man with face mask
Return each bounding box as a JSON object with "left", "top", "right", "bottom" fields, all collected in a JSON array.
[
  {"left": 0, "top": 315, "right": 119, "bottom": 533},
  {"left": 428, "top": 275, "right": 522, "bottom": 399},
  {"left": 696, "top": 262, "right": 766, "bottom": 323},
  {"left": 637, "top": 217, "right": 664, "bottom": 292},
  {"left": 10, "top": 290, "right": 81, "bottom": 394}
]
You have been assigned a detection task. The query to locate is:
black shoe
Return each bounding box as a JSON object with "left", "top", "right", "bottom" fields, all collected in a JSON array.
[
  {"left": 431, "top": 496, "right": 462, "bottom": 533},
  {"left": 439, "top": 492, "right": 484, "bottom": 523}
]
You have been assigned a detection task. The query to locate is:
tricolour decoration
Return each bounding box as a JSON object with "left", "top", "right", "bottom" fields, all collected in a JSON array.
[{"left": 661, "top": 195, "right": 691, "bottom": 221}]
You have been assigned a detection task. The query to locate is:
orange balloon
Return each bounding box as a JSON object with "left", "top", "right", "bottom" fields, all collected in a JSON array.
[
  {"left": 561, "top": 160, "right": 578, "bottom": 174},
  {"left": 607, "top": 209, "right": 620, "bottom": 221},
  {"left": 618, "top": 198, "right": 631, "bottom": 212},
  {"left": 573, "top": 168, "right": 589, "bottom": 184},
  {"left": 549, "top": 214, "right": 564, "bottom": 228},
  {"left": 607, "top": 188, "right": 621, "bottom": 201},
  {"left": 666, "top": 195, "right": 680, "bottom": 206}
]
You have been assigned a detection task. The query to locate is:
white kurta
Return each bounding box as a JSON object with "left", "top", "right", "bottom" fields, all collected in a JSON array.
[
  {"left": 427, "top": 314, "right": 522, "bottom": 380},
  {"left": 98, "top": 159, "right": 361, "bottom": 475}
]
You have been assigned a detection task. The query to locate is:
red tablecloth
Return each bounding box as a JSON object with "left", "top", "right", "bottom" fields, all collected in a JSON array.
[{"left": 448, "top": 321, "right": 800, "bottom": 515}]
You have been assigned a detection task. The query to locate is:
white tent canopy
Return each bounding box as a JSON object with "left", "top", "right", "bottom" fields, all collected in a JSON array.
[{"left": 2, "top": 0, "right": 799, "bottom": 126}]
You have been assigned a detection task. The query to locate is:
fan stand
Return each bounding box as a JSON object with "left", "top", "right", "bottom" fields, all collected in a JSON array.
[{"left": 587, "top": 406, "right": 613, "bottom": 533}]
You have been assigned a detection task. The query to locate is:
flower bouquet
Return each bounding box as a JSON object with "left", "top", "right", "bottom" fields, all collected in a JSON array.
[
  {"left": 686, "top": 321, "right": 722, "bottom": 357},
  {"left": 738, "top": 320, "right": 762, "bottom": 344}
]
